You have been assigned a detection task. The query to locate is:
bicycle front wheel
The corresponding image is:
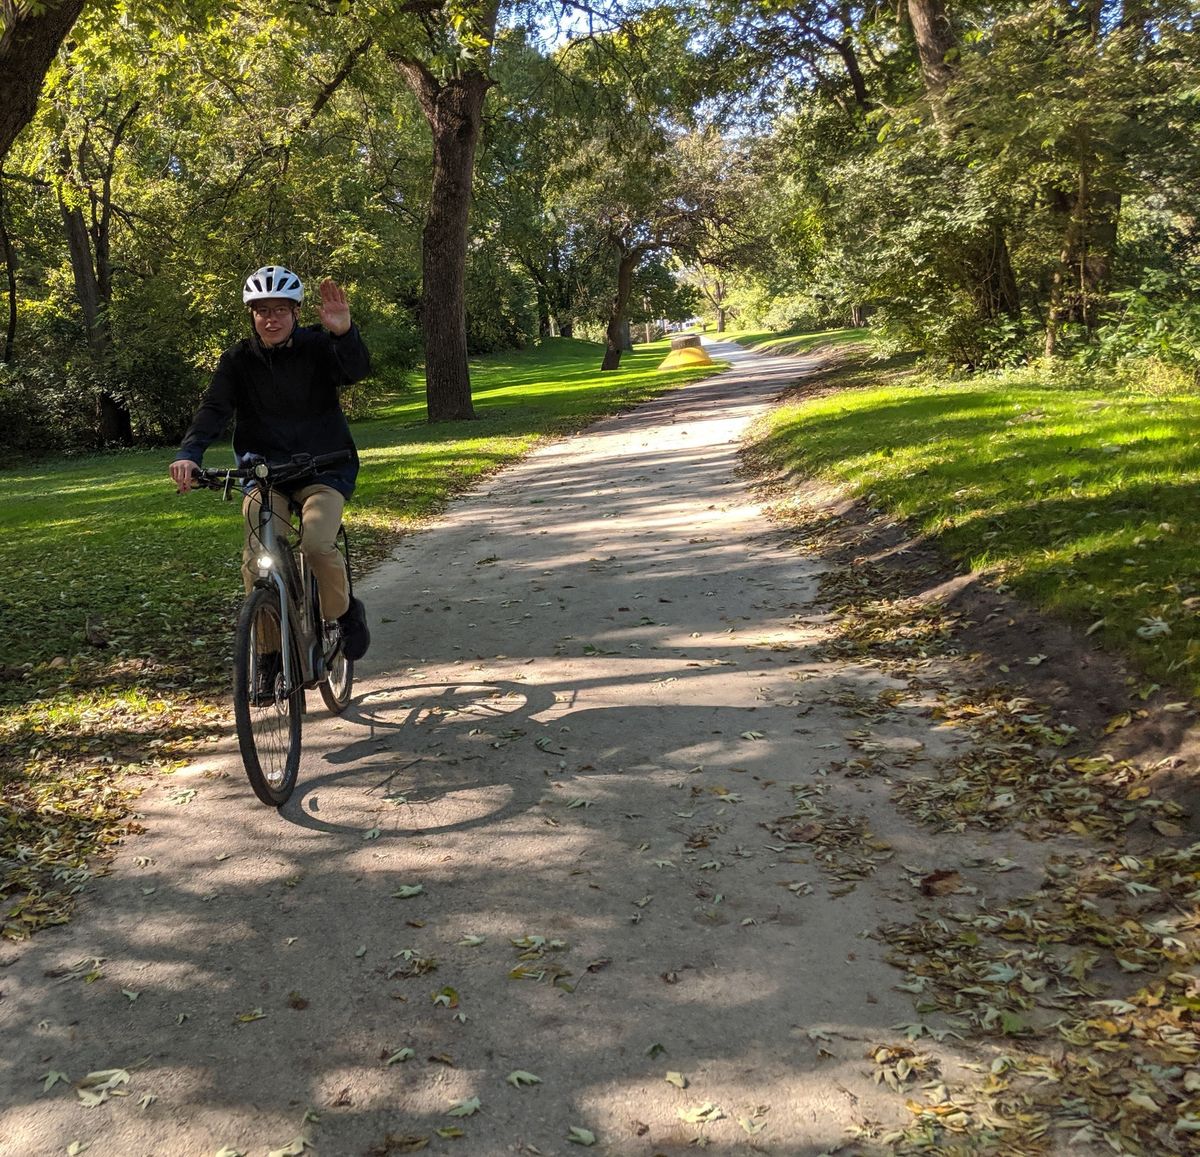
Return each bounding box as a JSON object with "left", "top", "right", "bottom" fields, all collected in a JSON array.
[{"left": 233, "top": 587, "right": 302, "bottom": 806}]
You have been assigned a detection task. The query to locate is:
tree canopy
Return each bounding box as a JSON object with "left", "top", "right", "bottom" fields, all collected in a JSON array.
[{"left": 0, "top": 0, "right": 1197, "bottom": 457}]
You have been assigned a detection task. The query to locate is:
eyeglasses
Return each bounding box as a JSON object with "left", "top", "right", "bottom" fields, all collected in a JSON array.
[{"left": 250, "top": 303, "right": 295, "bottom": 319}]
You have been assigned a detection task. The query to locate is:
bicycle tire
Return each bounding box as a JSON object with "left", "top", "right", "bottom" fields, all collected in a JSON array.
[
  {"left": 318, "top": 526, "right": 355, "bottom": 714},
  {"left": 319, "top": 639, "right": 354, "bottom": 714},
  {"left": 233, "top": 587, "right": 302, "bottom": 806}
]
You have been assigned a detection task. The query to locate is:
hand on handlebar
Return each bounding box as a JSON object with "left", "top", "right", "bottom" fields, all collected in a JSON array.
[{"left": 170, "top": 458, "right": 200, "bottom": 494}]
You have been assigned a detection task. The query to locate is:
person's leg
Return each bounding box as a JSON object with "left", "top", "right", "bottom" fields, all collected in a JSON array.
[
  {"left": 241, "top": 485, "right": 292, "bottom": 655},
  {"left": 292, "top": 483, "right": 370, "bottom": 660},
  {"left": 292, "top": 484, "right": 349, "bottom": 620}
]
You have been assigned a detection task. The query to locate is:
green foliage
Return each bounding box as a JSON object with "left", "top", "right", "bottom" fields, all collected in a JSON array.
[
  {"left": 465, "top": 243, "right": 537, "bottom": 353},
  {"left": 1093, "top": 271, "right": 1200, "bottom": 385},
  {"left": 705, "top": 1, "right": 1200, "bottom": 368},
  {"left": 2, "top": 1, "right": 432, "bottom": 457}
]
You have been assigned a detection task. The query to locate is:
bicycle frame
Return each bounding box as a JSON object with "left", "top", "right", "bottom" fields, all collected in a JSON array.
[
  {"left": 247, "top": 479, "right": 322, "bottom": 699},
  {"left": 195, "top": 450, "right": 352, "bottom": 700}
]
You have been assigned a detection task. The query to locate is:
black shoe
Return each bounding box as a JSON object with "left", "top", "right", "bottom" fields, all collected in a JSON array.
[
  {"left": 339, "top": 597, "right": 370, "bottom": 661},
  {"left": 253, "top": 651, "right": 282, "bottom": 703}
]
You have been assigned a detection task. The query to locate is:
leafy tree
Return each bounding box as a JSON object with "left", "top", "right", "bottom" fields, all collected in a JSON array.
[
  {"left": 0, "top": 0, "right": 87, "bottom": 167},
  {"left": 1, "top": 3, "right": 427, "bottom": 455}
]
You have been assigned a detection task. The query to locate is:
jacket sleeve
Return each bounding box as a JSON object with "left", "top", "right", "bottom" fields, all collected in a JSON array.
[
  {"left": 328, "top": 324, "right": 371, "bottom": 387},
  {"left": 178, "top": 351, "right": 237, "bottom": 464}
]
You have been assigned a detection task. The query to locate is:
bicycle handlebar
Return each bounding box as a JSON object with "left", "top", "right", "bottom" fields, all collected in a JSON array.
[{"left": 192, "top": 450, "right": 352, "bottom": 492}]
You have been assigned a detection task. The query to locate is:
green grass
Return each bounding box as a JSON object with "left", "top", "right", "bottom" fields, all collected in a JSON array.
[
  {"left": 0, "top": 336, "right": 720, "bottom": 684},
  {"left": 750, "top": 364, "right": 1200, "bottom": 696},
  {"left": 723, "top": 325, "right": 873, "bottom": 357}
]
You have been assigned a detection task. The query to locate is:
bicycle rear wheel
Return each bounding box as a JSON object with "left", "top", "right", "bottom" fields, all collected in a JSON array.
[
  {"left": 318, "top": 621, "right": 354, "bottom": 714},
  {"left": 233, "top": 587, "right": 302, "bottom": 806},
  {"left": 318, "top": 526, "right": 354, "bottom": 714}
]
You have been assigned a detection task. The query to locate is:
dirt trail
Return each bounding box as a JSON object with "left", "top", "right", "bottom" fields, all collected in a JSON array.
[{"left": 1, "top": 342, "right": 1066, "bottom": 1156}]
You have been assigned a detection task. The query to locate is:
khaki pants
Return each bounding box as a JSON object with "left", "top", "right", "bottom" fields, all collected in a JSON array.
[{"left": 241, "top": 483, "right": 350, "bottom": 621}]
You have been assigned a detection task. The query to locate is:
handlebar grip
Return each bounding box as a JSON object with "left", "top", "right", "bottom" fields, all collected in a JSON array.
[{"left": 311, "top": 450, "right": 353, "bottom": 469}]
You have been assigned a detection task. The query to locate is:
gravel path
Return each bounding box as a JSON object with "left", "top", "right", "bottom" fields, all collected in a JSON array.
[{"left": 1, "top": 340, "right": 1018, "bottom": 1156}]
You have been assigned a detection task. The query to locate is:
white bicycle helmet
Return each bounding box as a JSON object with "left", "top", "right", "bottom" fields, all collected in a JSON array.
[{"left": 243, "top": 265, "right": 304, "bottom": 304}]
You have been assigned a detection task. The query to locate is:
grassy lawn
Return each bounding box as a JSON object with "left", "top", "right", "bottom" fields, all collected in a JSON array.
[
  {"left": 0, "top": 337, "right": 717, "bottom": 680},
  {"left": 722, "top": 325, "right": 873, "bottom": 357},
  {"left": 749, "top": 363, "right": 1200, "bottom": 697},
  {"left": 0, "top": 336, "right": 721, "bottom": 939}
]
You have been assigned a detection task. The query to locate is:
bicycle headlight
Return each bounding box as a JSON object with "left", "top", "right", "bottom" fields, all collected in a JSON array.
[{"left": 256, "top": 554, "right": 273, "bottom": 574}]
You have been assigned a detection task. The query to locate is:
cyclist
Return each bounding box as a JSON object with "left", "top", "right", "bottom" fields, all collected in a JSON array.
[{"left": 169, "top": 265, "right": 371, "bottom": 661}]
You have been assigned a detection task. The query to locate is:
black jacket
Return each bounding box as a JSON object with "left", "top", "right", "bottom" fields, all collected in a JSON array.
[{"left": 178, "top": 323, "right": 371, "bottom": 497}]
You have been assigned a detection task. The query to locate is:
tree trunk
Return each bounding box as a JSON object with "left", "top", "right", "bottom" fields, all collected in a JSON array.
[
  {"left": 1045, "top": 169, "right": 1090, "bottom": 359},
  {"left": 59, "top": 200, "right": 132, "bottom": 444},
  {"left": 601, "top": 249, "right": 639, "bottom": 371},
  {"left": 0, "top": 0, "right": 86, "bottom": 165},
  {"left": 0, "top": 179, "right": 16, "bottom": 362},
  {"left": 908, "top": 0, "right": 1021, "bottom": 330},
  {"left": 60, "top": 201, "right": 105, "bottom": 355},
  {"left": 394, "top": 59, "right": 491, "bottom": 422},
  {"left": 716, "top": 307, "right": 726, "bottom": 333},
  {"left": 906, "top": 0, "right": 955, "bottom": 99},
  {"left": 971, "top": 219, "right": 1021, "bottom": 321}
]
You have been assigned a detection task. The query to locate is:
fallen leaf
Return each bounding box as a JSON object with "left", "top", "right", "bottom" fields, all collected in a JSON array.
[
  {"left": 40, "top": 1070, "right": 70, "bottom": 1093},
  {"left": 266, "top": 1138, "right": 311, "bottom": 1157},
  {"left": 447, "top": 1095, "right": 481, "bottom": 1117},
  {"left": 918, "top": 870, "right": 962, "bottom": 897},
  {"left": 234, "top": 1008, "right": 267, "bottom": 1023},
  {"left": 665, "top": 1071, "right": 687, "bottom": 1088},
  {"left": 391, "top": 885, "right": 425, "bottom": 899},
  {"left": 566, "top": 1126, "right": 597, "bottom": 1146},
  {"left": 506, "top": 1070, "right": 542, "bottom": 1088}
]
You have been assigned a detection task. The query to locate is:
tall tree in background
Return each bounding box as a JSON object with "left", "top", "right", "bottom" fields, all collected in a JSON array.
[{"left": 384, "top": 2, "right": 502, "bottom": 421}]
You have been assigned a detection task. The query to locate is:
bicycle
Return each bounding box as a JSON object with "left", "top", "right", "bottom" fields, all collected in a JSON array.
[{"left": 193, "top": 451, "right": 357, "bottom": 806}]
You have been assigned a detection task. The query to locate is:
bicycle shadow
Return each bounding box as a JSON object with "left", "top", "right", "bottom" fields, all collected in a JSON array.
[{"left": 277, "top": 678, "right": 561, "bottom": 836}]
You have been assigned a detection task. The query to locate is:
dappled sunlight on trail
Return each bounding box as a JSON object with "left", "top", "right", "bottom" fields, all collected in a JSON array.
[{"left": 1, "top": 344, "right": 999, "bottom": 1156}]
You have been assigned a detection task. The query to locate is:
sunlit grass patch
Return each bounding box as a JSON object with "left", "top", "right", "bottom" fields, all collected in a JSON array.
[
  {"left": 728, "top": 325, "right": 873, "bottom": 357},
  {"left": 750, "top": 369, "right": 1200, "bottom": 695}
]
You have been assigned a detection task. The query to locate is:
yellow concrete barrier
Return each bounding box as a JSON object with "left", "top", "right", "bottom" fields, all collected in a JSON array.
[{"left": 658, "top": 345, "right": 713, "bottom": 370}]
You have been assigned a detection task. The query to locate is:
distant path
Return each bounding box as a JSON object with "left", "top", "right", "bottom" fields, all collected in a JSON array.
[{"left": 1, "top": 338, "right": 1003, "bottom": 1156}]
